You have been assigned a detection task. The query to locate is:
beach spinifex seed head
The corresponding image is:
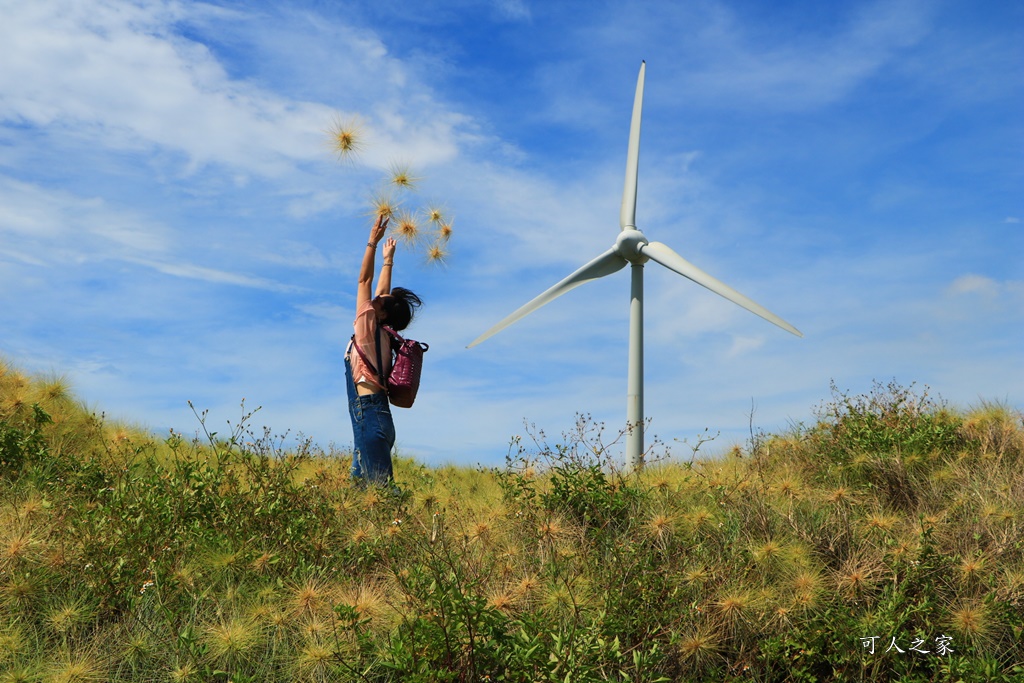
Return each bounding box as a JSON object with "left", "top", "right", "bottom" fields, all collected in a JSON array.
[
  {"left": 393, "top": 210, "right": 421, "bottom": 244},
  {"left": 677, "top": 624, "right": 724, "bottom": 668},
  {"left": 250, "top": 551, "right": 275, "bottom": 574},
  {"left": 683, "top": 566, "right": 710, "bottom": 585},
  {"left": 294, "top": 641, "right": 337, "bottom": 677},
  {"left": 947, "top": 600, "right": 991, "bottom": 643},
  {"left": 751, "top": 538, "right": 783, "bottom": 564},
  {"left": 368, "top": 190, "right": 400, "bottom": 221},
  {"left": 168, "top": 663, "right": 198, "bottom": 683},
  {"left": 46, "top": 601, "right": 90, "bottom": 635},
  {"left": 645, "top": 513, "right": 675, "bottom": 544},
  {"left": 0, "top": 624, "right": 26, "bottom": 662},
  {"left": 514, "top": 574, "right": 541, "bottom": 599},
  {"left": 425, "top": 241, "right": 449, "bottom": 265},
  {"left": 486, "top": 588, "right": 516, "bottom": 613},
  {"left": 423, "top": 205, "right": 446, "bottom": 225},
  {"left": 327, "top": 117, "right": 362, "bottom": 161},
  {"left": 959, "top": 555, "right": 986, "bottom": 582},
  {"left": 204, "top": 618, "right": 259, "bottom": 666},
  {"left": 715, "top": 590, "right": 754, "bottom": 619},
  {"left": 540, "top": 583, "right": 573, "bottom": 615},
  {"left": 337, "top": 583, "right": 386, "bottom": 624},
  {"left": 388, "top": 162, "right": 419, "bottom": 191},
  {"left": 44, "top": 653, "right": 106, "bottom": 683},
  {"left": 289, "top": 577, "right": 332, "bottom": 617}
]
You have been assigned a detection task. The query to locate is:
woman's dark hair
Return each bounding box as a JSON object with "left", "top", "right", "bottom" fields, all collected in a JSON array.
[{"left": 381, "top": 287, "right": 422, "bottom": 331}]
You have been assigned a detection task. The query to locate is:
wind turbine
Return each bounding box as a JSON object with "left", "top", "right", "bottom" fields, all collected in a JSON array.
[{"left": 468, "top": 62, "right": 802, "bottom": 471}]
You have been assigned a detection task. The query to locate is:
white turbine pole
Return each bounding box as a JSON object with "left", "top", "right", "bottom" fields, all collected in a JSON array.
[
  {"left": 468, "top": 61, "right": 803, "bottom": 475},
  {"left": 626, "top": 261, "right": 644, "bottom": 471}
]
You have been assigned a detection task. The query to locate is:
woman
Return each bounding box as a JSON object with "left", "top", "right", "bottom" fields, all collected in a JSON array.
[{"left": 344, "top": 214, "right": 422, "bottom": 486}]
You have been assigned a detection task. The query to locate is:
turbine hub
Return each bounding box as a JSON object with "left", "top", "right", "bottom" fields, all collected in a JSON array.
[{"left": 614, "top": 229, "right": 649, "bottom": 264}]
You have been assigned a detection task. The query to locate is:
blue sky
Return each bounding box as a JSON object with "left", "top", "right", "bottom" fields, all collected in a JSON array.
[{"left": 1, "top": 0, "right": 1021, "bottom": 467}]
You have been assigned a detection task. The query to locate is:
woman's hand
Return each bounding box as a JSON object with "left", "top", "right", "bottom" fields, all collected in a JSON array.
[
  {"left": 369, "top": 214, "right": 389, "bottom": 247},
  {"left": 382, "top": 237, "right": 397, "bottom": 261}
]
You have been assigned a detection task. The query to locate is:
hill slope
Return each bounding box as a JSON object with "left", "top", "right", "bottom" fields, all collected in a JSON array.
[{"left": 1, "top": 360, "right": 1023, "bottom": 682}]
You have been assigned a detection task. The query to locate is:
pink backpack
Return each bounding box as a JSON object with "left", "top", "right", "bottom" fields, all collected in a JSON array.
[{"left": 352, "top": 325, "right": 429, "bottom": 408}]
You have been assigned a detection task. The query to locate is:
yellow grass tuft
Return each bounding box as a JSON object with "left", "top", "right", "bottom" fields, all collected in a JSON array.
[
  {"left": 751, "top": 538, "right": 784, "bottom": 564},
  {"left": 684, "top": 506, "right": 716, "bottom": 533},
  {"left": 825, "top": 485, "right": 854, "bottom": 505},
  {"left": 0, "top": 624, "right": 26, "bottom": 663},
  {"left": 540, "top": 583, "right": 574, "bottom": 615}
]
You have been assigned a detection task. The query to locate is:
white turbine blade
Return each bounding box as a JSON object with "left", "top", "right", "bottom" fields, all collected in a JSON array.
[
  {"left": 641, "top": 241, "right": 803, "bottom": 337},
  {"left": 467, "top": 249, "right": 627, "bottom": 348},
  {"left": 620, "top": 61, "right": 645, "bottom": 230}
]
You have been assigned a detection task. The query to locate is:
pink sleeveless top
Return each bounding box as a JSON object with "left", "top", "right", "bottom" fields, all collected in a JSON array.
[{"left": 348, "top": 300, "right": 391, "bottom": 391}]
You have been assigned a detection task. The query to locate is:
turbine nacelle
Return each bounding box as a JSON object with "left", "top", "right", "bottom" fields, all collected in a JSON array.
[{"left": 614, "top": 229, "right": 650, "bottom": 264}]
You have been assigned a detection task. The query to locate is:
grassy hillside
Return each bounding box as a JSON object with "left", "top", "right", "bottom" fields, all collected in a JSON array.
[{"left": 1, "top": 359, "right": 1022, "bottom": 682}]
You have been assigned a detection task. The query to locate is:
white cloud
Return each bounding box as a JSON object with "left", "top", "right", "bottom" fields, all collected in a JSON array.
[
  {"left": 0, "top": 0, "right": 469, "bottom": 179},
  {"left": 727, "top": 335, "right": 766, "bottom": 358},
  {"left": 0, "top": 175, "right": 170, "bottom": 254},
  {"left": 682, "top": 0, "right": 932, "bottom": 110},
  {"left": 124, "top": 256, "right": 300, "bottom": 292},
  {"left": 495, "top": 0, "right": 531, "bottom": 21},
  {"left": 948, "top": 274, "right": 999, "bottom": 297}
]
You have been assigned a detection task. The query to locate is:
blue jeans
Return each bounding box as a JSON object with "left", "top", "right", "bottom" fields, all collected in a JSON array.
[{"left": 344, "top": 355, "right": 396, "bottom": 484}]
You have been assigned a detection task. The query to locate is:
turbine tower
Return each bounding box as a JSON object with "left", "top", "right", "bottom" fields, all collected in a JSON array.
[{"left": 468, "top": 62, "right": 802, "bottom": 471}]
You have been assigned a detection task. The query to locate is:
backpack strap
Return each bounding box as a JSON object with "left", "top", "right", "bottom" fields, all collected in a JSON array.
[{"left": 350, "top": 328, "right": 388, "bottom": 391}]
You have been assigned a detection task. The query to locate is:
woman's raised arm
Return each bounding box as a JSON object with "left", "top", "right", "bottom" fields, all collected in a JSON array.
[
  {"left": 357, "top": 215, "right": 389, "bottom": 309},
  {"left": 375, "top": 237, "right": 396, "bottom": 298}
]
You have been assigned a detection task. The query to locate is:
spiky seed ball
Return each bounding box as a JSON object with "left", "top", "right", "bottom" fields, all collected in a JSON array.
[
  {"left": 438, "top": 221, "right": 453, "bottom": 241},
  {"left": 425, "top": 242, "right": 448, "bottom": 265},
  {"left": 327, "top": 117, "right": 362, "bottom": 161},
  {"left": 424, "top": 205, "right": 445, "bottom": 225},
  {"left": 393, "top": 211, "right": 421, "bottom": 243},
  {"left": 388, "top": 162, "right": 419, "bottom": 191},
  {"left": 368, "top": 190, "right": 400, "bottom": 221}
]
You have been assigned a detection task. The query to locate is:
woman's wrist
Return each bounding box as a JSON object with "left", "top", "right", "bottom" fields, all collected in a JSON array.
[{"left": 367, "top": 242, "right": 377, "bottom": 249}]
